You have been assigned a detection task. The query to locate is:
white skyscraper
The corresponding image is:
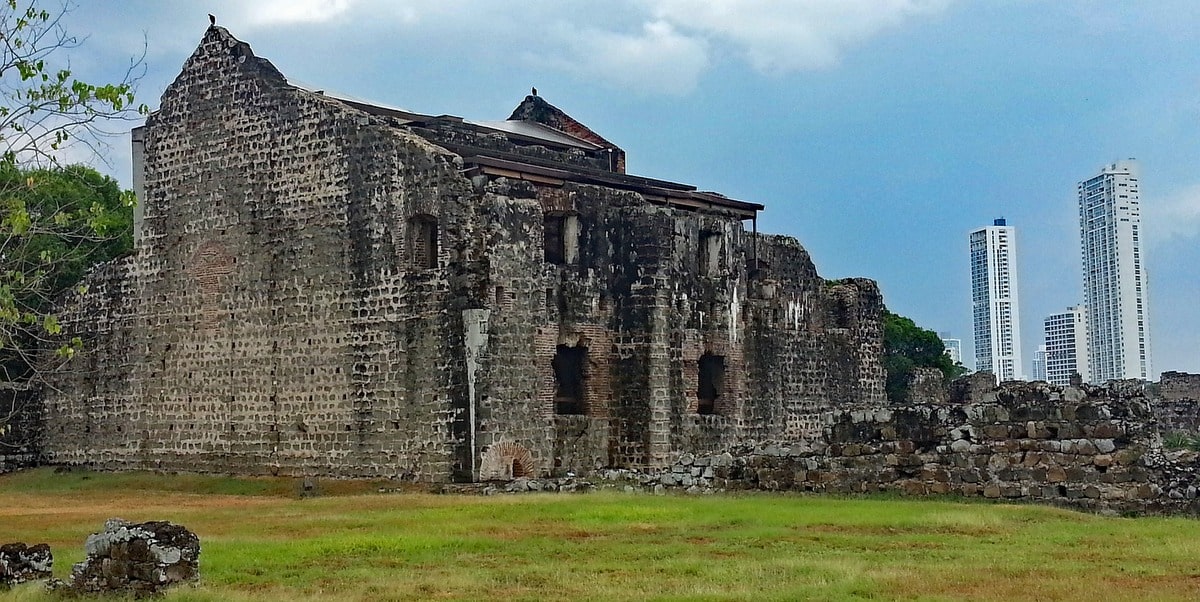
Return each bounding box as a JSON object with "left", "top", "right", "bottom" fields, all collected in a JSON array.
[
  {"left": 1044, "top": 305, "right": 1089, "bottom": 386},
  {"left": 970, "top": 218, "right": 1023, "bottom": 382},
  {"left": 940, "top": 333, "right": 963, "bottom": 367},
  {"left": 1031, "top": 345, "right": 1048, "bottom": 382},
  {"left": 1079, "top": 160, "right": 1152, "bottom": 382}
]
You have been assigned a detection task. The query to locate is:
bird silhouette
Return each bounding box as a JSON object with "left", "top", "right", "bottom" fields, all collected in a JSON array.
[
  {"left": 531, "top": 87, "right": 538, "bottom": 97},
  {"left": 209, "top": 14, "right": 216, "bottom": 26}
]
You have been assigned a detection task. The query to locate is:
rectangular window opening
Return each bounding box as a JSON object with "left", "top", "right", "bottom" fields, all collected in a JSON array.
[
  {"left": 553, "top": 344, "right": 587, "bottom": 415},
  {"left": 697, "top": 353, "right": 725, "bottom": 415},
  {"left": 544, "top": 213, "right": 579, "bottom": 265},
  {"left": 699, "top": 231, "right": 722, "bottom": 276},
  {"left": 410, "top": 215, "right": 438, "bottom": 269},
  {"left": 544, "top": 214, "right": 566, "bottom": 264}
]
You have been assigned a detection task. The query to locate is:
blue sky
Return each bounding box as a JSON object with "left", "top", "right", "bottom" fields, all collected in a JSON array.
[{"left": 62, "top": 1, "right": 1200, "bottom": 377}]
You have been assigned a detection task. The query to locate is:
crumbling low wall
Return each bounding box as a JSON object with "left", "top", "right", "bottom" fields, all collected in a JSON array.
[
  {"left": 1158, "top": 371, "right": 1200, "bottom": 401},
  {"left": 606, "top": 378, "right": 1200, "bottom": 515},
  {"left": 1, "top": 519, "right": 200, "bottom": 595}
]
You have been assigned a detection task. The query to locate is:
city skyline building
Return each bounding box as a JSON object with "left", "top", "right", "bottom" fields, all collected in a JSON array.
[
  {"left": 939, "top": 332, "right": 963, "bottom": 368},
  {"left": 1032, "top": 345, "right": 1047, "bottom": 382},
  {"left": 1079, "top": 160, "right": 1152, "bottom": 381},
  {"left": 1044, "top": 305, "right": 1090, "bottom": 386},
  {"left": 970, "top": 218, "right": 1023, "bottom": 382}
]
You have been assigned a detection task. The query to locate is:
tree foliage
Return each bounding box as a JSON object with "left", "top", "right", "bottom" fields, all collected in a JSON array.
[
  {"left": 1, "top": 164, "right": 133, "bottom": 371},
  {"left": 0, "top": 0, "right": 144, "bottom": 440},
  {"left": 882, "top": 310, "right": 967, "bottom": 403},
  {"left": 0, "top": 1, "right": 145, "bottom": 166}
]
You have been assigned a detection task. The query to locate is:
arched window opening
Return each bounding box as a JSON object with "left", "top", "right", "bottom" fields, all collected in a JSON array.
[{"left": 511, "top": 458, "right": 531, "bottom": 478}]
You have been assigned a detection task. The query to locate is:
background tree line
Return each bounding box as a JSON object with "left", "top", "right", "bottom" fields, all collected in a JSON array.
[
  {"left": 0, "top": 0, "right": 143, "bottom": 442},
  {"left": 882, "top": 309, "right": 968, "bottom": 403}
]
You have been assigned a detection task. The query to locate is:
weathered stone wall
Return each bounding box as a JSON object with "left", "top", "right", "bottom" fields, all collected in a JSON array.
[
  {"left": 470, "top": 181, "right": 886, "bottom": 477},
  {"left": 743, "top": 237, "right": 886, "bottom": 440},
  {"left": 43, "top": 26, "right": 476, "bottom": 480},
  {"left": 1158, "top": 371, "right": 1200, "bottom": 401},
  {"left": 739, "top": 380, "right": 1157, "bottom": 514},
  {"left": 1155, "top": 401, "right": 1200, "bottom": 434},
  {"left": 1153, "top": 371, "right": 1200, "bottom": 433},
  {"left": 613, "top": 379, "right": 1200, "bottom": 514}
]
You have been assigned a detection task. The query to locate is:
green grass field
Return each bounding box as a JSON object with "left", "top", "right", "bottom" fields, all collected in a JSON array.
[{"left": 3, "top": 468, "right": 1200, "bottom": 601}]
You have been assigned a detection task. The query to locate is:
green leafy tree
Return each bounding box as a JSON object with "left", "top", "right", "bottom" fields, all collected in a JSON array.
[
  {"left": 0, "top": 0, "right": 144, "bottom": 442},
  {"left": 882, "top": 310, "right": 968, "bottom": 403},
  {"left": 1, "top": 164, "right": 133, "bottom": 369}
]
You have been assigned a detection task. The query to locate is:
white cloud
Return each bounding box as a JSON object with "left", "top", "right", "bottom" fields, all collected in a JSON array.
[
  {"left": 1147, "top": 184, "right": 1200, "bottom": 245},
  {"left": 535, "top": 20, "right": 710, "bottom": 95},
  {"left": 196, "top": 0, "right": 952, "bottom": 94},
  {"left": 644, "top": 0, "right": 953, "bottom": 73},
  {"left": 239, "top": 0, "right": 357, "bottom": 27}
]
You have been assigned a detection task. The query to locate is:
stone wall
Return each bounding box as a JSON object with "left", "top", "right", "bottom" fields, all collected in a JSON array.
[
  {"left": 1153, "top": 371, "right": 1200, "bottom": 433},
  {"left": 43, "top": 26, "right": 476, "bottom": 480},
  {"left": 610, "top": 379, "right": 1200, "bottom": 514},
  {"left": 1157, "top": 371, "right": 1200, "bottom": 401}
]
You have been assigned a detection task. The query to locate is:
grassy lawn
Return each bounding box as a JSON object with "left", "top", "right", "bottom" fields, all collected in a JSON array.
[{"left": 3, "top": 468, "right": 1200, "bottom": 601}]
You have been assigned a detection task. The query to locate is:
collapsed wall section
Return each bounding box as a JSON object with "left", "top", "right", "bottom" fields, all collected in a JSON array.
[
  {"left": 686, "top": 380, "right": 1177, "bottom": 514},
  {"left": 1152, "top": 371, "right": 1200, "bottom": 433}
]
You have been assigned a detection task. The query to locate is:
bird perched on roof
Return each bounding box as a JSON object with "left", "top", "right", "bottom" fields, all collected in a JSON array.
[
  {"left": 209, "top": 13, "right": 216, "bottom": 26},
  {"left": 531, "top": 86, "right": 538, "bottom": 96}
]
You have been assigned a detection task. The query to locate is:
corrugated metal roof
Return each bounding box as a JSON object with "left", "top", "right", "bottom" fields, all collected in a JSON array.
[
  {"left": 468, "top": 119, "right": 603, "bottom": 150},
  {"left": 460, "top": 155, "right": 764, "bottom": 218},
  {"left": 290, "top": 83, "right": 600, "bottom": 151}
]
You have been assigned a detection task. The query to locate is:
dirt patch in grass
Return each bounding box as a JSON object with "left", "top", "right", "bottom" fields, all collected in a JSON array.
[{"left": 802, "top": 522, "right": 1003, "bottom": 537}]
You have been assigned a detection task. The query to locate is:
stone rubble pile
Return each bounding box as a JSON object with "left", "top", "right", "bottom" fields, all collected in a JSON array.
[
  {"left": 58, "top": 518, "right": 201, "bottom": 595},
  {"left": 0, "top": 542, "right": 52, "bottom": 587},
  {"left": 481, "top": 476, "right": 597, "bottom": 495}
]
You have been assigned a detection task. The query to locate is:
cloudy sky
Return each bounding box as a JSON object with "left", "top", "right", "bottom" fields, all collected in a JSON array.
[{"left": 61, "top": 1, "right": 1200, "bottom": 377}]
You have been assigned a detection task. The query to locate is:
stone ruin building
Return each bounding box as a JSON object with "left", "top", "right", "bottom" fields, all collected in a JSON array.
[
  {"left": 32, "top": 26, "right": 886, "bottom": 483},
  {"left": 7, "top": 26, "right": 1200, "bottom": 516}
]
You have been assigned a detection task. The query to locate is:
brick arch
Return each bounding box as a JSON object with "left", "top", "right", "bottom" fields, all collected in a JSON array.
[{"left": 479, "top": 441, "right": 536, "bottom": 481}]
